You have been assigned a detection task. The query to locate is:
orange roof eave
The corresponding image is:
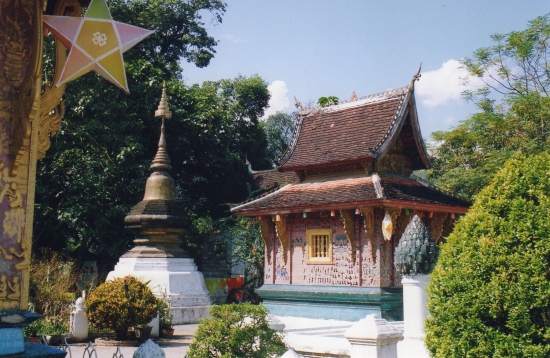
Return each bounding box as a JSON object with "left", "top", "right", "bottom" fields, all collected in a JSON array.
[{"left": 232, "top": 198, "right": 469, "bottom": 217}]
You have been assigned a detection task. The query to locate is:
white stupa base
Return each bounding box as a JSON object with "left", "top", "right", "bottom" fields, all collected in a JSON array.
[
  {"left": 397, "top": 338, "right": 430, "bottom": 358},
  {"left": 107, "top": 257, "right": 212, "bottom": 324}
]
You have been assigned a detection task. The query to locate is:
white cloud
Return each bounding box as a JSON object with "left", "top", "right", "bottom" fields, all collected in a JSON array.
[
  {"left": 416, "top": 59, "right": 484, "bottom": 108},
  {"left": 221, "top": 34, "right": 247, "bottom": 43},
  {"left": 263, "top": 80, "right": 290, "bottom": 118}
]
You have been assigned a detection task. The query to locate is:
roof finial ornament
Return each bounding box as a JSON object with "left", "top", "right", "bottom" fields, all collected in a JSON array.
[
  {"left": 151, "top": 82, "right": 172, "bottom": 172},
  {"left": 409, "top": 63, "right": 422, "bottom": 91},
  {"left": 350, "top": 91, "right": 358, "bottom": 102},
  {"left": 294, "top": 96, "right": 304, "bottom": 111}
]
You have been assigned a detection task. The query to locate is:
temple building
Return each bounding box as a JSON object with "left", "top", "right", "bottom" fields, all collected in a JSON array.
[{"left": 231, "top": 74, "right": 469, "bottom": 321}]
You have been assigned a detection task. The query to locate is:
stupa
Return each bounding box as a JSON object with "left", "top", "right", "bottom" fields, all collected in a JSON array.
[{"left": 107, "top": 85, "right": 211, "bottom": 324}]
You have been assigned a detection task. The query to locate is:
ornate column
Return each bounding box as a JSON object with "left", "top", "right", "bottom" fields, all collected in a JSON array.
[
  {"left": 0, "top": 0, "right": 80, "bottom": 355},
  {"left": 394, "top": 215, "right": 439, "bottom": 358}
]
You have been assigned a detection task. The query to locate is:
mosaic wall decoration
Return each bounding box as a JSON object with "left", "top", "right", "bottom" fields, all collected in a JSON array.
[
  {"left": 264, "top": 233, "right": 274, "bottom": 284},
  {"left": 290, "top": 214, "right": 360, "bottom": 286},
  {"left": 274, "top": 236, "right": 290, "bottom": 284},
  {"left": 262, "top": 210, "right": 430, "bottom": 288}
]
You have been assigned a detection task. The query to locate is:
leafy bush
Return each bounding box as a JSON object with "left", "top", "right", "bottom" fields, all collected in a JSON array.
[
  {"left": 230, "top": 218, "right": 265, "bottom": 288},
  {"left": 29, "top": 249, "right": 79, "bottom": 317},
  {"left": 426, "top": 152, "right": 550, "bottom": 357},
  {"left": 86, "top": 276, "right": 158, "bottom": 340},
  {"left": 23, "top": 250, "right": 79, "bottom": 337},
  {"left": 188, "top": 303, "right": 286, "bottom": 358},
  {"left": 158, "top": 297, "right": 173, "bottom": 330},
  {"left": 23, "top": 312, "right": 70, "bottom": 336}
]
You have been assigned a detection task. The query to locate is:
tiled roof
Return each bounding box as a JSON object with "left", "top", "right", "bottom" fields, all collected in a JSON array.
[
  {"left": 279, "top": 88, "right": 409, "bottom": 170},
  {"left": 379, "top": 175, "right": 470, "bottom": 208},
  {"left": 231, "top": 173, "right": 469, "bottom": 215},
  {"left": 251, "top": 170, "right": 298, "bottom": 190},
  {"left": 233, "top": 176, "right": 377, "bottom": 213}
]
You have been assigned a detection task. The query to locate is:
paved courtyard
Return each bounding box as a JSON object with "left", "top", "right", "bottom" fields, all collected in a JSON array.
[
  {"left": 55, "top": 316, "right": 365, "bottom": 357},
  {"left": 66, "top": 324, "right": 197, "bottom": 357}
]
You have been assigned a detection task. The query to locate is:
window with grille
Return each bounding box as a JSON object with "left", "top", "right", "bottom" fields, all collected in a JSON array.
[{"left": 306, "top": 229, "right": 332, "bottom": 264}]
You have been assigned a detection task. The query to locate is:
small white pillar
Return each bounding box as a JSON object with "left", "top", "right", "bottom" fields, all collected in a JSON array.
[
  {"left": 70, "top": 297, "right": 89, "bottom": 341},
  {"left": 398, "top": 274, "right": 430, "bottom": 358},
  {"left": 344, "top": 314, "right": 402, "bottom": 358},
  {"left": 149, "top": 313, "right": 159, "bottom": 337}
]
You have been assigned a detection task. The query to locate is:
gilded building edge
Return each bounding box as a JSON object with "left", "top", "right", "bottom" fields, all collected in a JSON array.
[{"left": 0, "top": 0, "right": 80, "bottom": 310}]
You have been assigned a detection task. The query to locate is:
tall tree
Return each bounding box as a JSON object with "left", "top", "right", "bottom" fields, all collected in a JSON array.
[
  {"left": 109, "top": 0, "right": 226, "bottom": 75},
  {"left": 260, "top": 111, "right": 296, "bottom": 165},
  {"left": 34, "top": 1, "right": 273, "bottom": 270},
  {"left": 426, "top": 14, "right": 550, "bottom": 201}
]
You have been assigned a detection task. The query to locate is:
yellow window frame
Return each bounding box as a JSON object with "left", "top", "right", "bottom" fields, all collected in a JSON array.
[{"left": 306, "top": 228, "right": 333, "bottom": 264}]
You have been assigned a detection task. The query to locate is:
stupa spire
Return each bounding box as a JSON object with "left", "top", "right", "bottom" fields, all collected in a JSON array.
[
  {"left": 151, "top": 82, "right": 172, "bottom": 172},
  {"left": 142, "top": 84, "right": 176, "bottom": 201}
]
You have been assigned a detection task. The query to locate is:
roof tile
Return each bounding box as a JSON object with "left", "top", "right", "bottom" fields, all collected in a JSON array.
[
  {"left": 280, "top": 95, "right": 405, "bottom": 169},
  {"left": 232, "top": 174, "right": 469, "bottom": 214}
]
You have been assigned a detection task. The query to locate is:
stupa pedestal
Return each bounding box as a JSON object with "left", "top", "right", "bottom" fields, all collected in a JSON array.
[
  {"left": 107, "top": 85, "right": 211, "bottom": 324},
  {"left": 108, "top": 257, "right": 211, "bottom": 324}
]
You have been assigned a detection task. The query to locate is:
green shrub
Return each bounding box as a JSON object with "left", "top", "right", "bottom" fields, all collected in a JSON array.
[
  {"left": 158, "top": 297, "right": 173, "bottom": 330},
  {"left": 426, "top": 152, "right": 550, "bottom": 357},
  {"left": 188, "top": 303, "right": 287, "bottom": 358},
  {"left": 29, "top": 249, "right": 78, "bottom": 317},
  {"left": 23, "top": 312, "right": 70, "bottom": 336},
  {"left": 23, "top": 250, "right": 78, "bottom": 337},
  {"left": 86, "top": 276, "right": 158, "bottom": 340}
]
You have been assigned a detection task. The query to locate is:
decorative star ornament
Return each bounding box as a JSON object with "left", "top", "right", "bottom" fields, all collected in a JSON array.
[{"left": 43, "top": 0, "right": 154, "bottom": 93}]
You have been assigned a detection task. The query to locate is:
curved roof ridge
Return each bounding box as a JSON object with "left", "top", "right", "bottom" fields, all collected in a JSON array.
[
  {"left": 297, "top": 86, "right": 409, "bottom": 116},
  {"left": 231, "top": 184, "right": 293, "bottom": 212},
  {"left": 277, "top": 113, "right": 304, "bottom": 167},
  {"left": 372, "top": 89, "right": 411, "bottom": 155}
]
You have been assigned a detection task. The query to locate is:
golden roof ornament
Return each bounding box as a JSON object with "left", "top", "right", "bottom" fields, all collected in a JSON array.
[{"left": 409, "top": 63, "right": 422, "bottom": 91}]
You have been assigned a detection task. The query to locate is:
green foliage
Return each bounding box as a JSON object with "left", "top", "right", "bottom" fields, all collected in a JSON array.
[
  {"left": 23, "top": 250, "right": 80, "bottom": 337},
  {"left": 108, "top": 0, "right": 226, "bottom": 73},
  {"left": 86, "top": 276, "right": 158, "bottom": 340},
  {"left": 28, "top": 249, "right": 79, "bottom": 317},
  {"left": 35, "top": 0, "right": 273, "bottom": 270},
  {"left": 229, "top": 218, "right": 265, "bottom": 288},
  {"left": 427, "top": 14, "right": 550, "bottom": 201},
  {"left": 157, "top": 297, "right": 173, "bottom": 330},
  {"left": 260, "top": 111, "right": 296, "bottom": 164},
  {"left": 24, "top": 313, "right": 70, "bottom": 336},
  {"left": 317, "top": 96, "right": 339, "bottom": 107},
  {"left": 426, "top": 152, "right": 550, "bottom": 357},
  {"left": 36, "top": 68, "right": 272, "bottom": 267},
  {"left": 462, "top": 14, "right": 550, "bottom": 98},
  {"left": 188, "top": 303, "right": 287, "bottom": 358}
]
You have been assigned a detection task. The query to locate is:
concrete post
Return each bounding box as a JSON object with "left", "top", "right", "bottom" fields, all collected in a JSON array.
[
  {"left": 344, "top": 314, "right": 402, "bottom": 358},
  {"left": 70, "top": 298, "right": 89, "bottom": 342},
  {"left": 149, "top": 313, "right": 160, "bottom": 338},
  {"left": 397, "top": 274, "right": 430, "bottom": 358}
]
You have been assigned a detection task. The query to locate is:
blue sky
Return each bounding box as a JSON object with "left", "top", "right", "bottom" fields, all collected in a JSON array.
[{"left": 181, "top": 1, "right": 549, "bottom": 139}]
